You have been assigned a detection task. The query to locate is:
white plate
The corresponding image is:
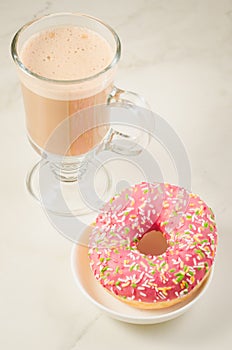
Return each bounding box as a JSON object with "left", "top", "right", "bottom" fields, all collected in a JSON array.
[{"left": 71, "top": 229, "right": 214, "bottom": 324}]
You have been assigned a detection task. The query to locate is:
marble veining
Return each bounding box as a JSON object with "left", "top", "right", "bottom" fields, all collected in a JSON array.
[
  {"left": 32, "top": 1, "right": 52, "bottom": 18},
  {"left": 69, "top": 313, "right": 102, "bottom": 350}
]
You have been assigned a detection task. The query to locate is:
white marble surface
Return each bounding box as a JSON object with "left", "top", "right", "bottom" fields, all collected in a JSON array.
[{"left": 1, "top": 0, "right": 232, "bottom": 349}]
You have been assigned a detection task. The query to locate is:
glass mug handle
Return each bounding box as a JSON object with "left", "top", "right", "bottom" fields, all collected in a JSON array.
[
  {"left": 108, "top": 86, "right": 148, "bottom": 108},
  {"left": 98, "top": 86, "right": 151, "bottom": 156}
]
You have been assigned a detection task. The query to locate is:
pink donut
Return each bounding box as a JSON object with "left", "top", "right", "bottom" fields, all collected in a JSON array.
[{"left": 88, "top": 182, "right": 218, "bottom": 309}]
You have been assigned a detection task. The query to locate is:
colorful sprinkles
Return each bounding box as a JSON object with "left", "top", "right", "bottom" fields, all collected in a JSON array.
[{"left": 88, "top": 182, "right": 218, "bottom": 306}]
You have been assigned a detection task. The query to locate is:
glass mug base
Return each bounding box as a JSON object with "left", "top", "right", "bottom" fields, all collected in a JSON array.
[{"left": 26, "top": 159, "right": 112, "bottom": 216}]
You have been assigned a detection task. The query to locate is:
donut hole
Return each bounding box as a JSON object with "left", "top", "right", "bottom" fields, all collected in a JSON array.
[{"left": 137, "top": 230, "right": 168, "bottom": 256}]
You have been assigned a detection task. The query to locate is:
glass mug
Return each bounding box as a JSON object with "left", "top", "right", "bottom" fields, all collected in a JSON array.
[{"left": 11, "top": 13, "right": 149, "bottom": 215}]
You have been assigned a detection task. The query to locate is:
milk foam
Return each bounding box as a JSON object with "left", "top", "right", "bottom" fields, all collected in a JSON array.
[
  {"left": 21, "top": 26, "right": 113, "bottom": 80},
  {"left": 19, "top": 26, "right": 115, "bottom": 99}
]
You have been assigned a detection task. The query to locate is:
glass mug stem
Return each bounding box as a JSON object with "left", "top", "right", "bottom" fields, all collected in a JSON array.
[{"left": 49, "top": 159, "right": 89, "bottom": 183}]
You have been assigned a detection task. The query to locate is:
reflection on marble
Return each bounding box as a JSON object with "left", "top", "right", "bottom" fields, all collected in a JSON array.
[{"left": 0, "top": 0, "right": 232, "bottom": 349}]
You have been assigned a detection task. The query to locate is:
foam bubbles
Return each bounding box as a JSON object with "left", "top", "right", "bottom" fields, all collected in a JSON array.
[{"left": 20, "top": 26, "right": 114, "bottom": 80}]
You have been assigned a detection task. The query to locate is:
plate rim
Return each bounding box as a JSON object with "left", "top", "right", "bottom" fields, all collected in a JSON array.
[{"left": 70, "top": 243, "right": 214, "bottom": 323}]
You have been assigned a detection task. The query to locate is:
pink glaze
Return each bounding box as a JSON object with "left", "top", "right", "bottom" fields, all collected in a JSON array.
[{"left": 88, "top": 182, "right": 218, "bottom": 304}]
